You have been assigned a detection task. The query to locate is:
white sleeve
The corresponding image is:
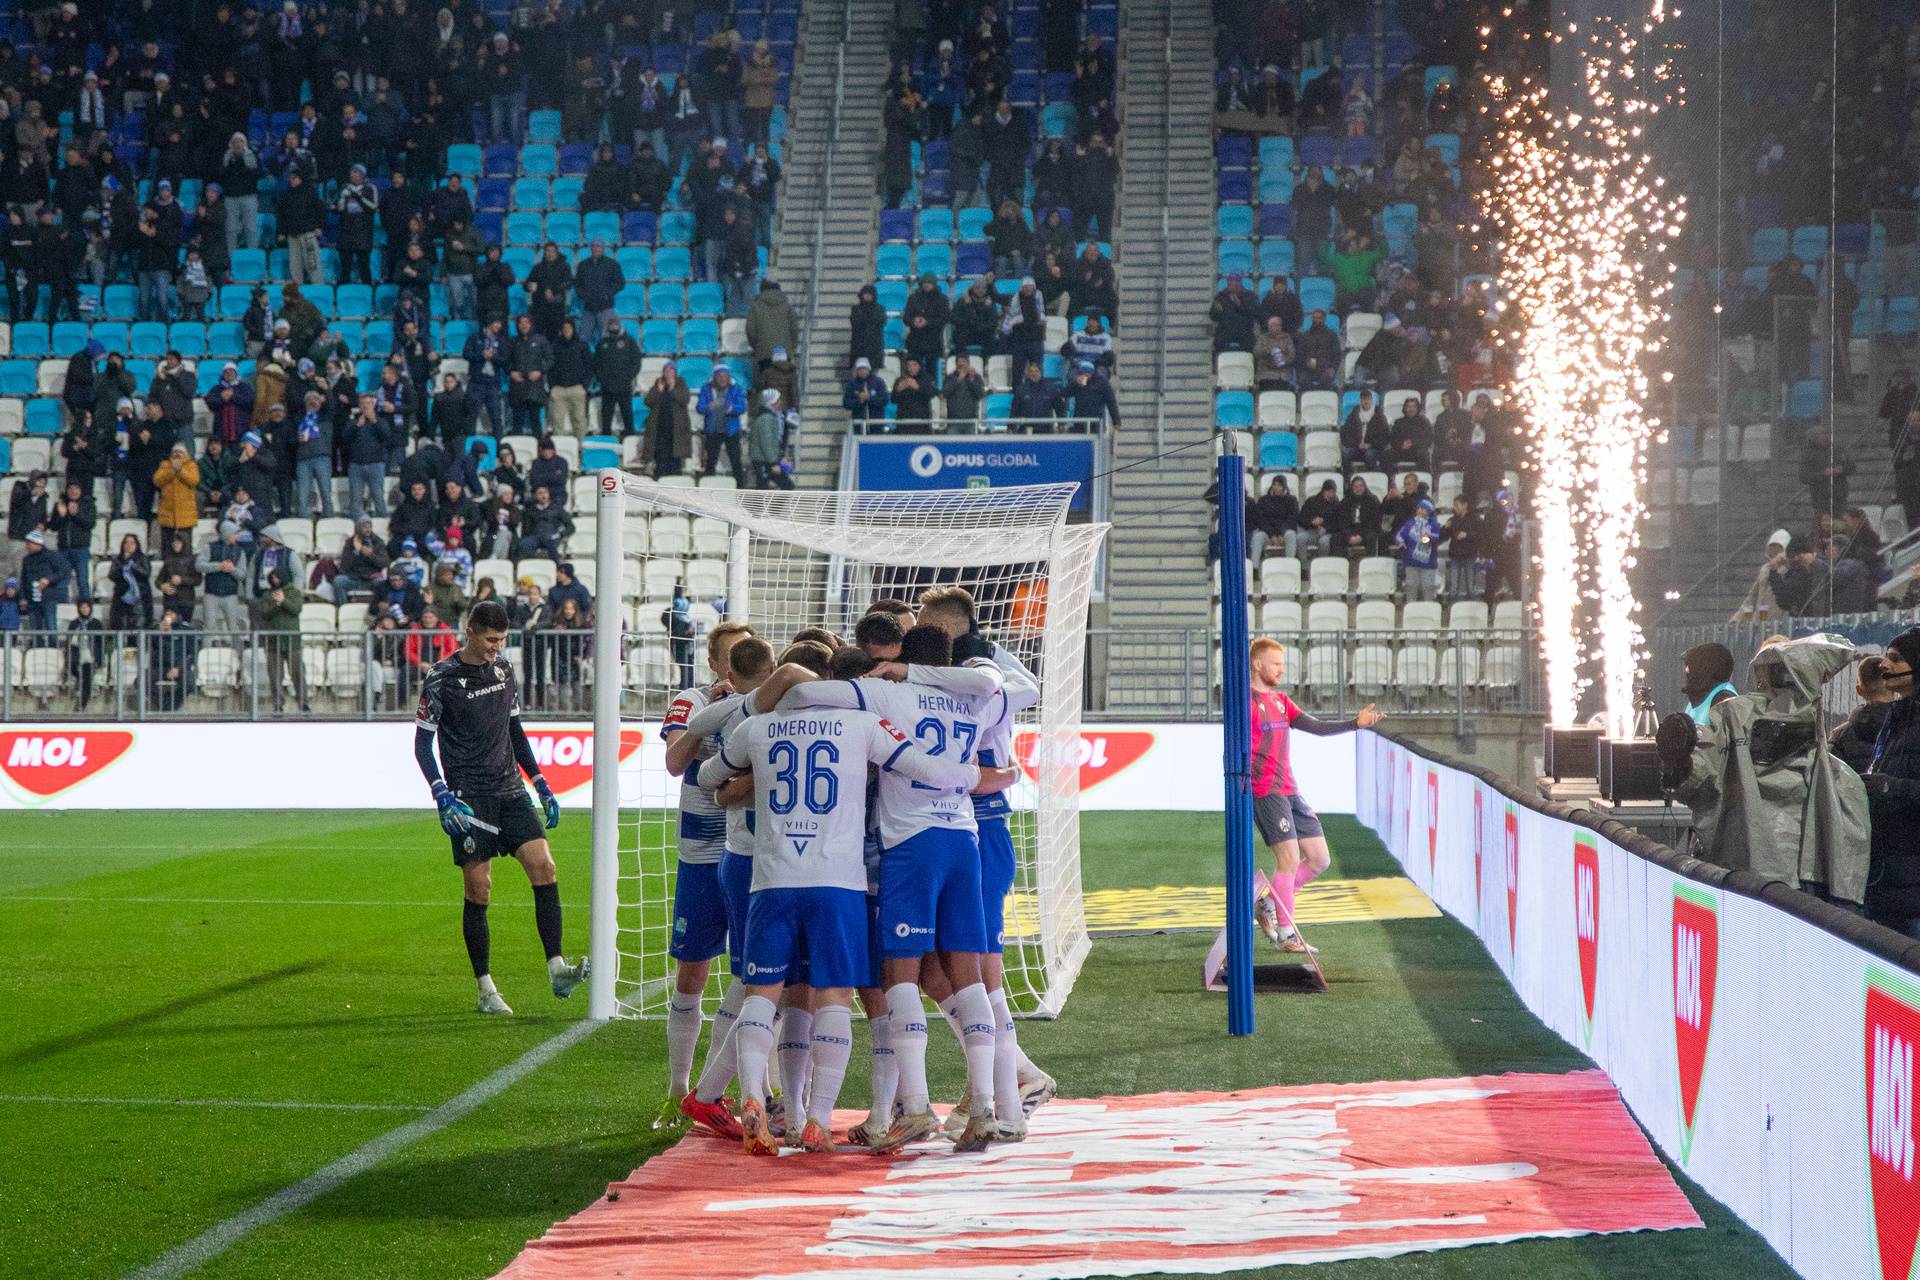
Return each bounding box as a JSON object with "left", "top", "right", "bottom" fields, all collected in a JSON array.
[
  {"left": 986, "top": 648, "right": 1041, "bottom": 714},
  {"left": 867, "top": 715, "right": 980, "bottom": 790},
  {"left": 905, "top": 662, "right": 1002, "bottom": 699},
  {"left": 776, "top": 678, "right": 866, "bottom": 712},
  {"left": 696, "top": 719, "right": 754, "bottom": 790},
  {"left": 683, "top": 694, "right": 739, "bottom": 740}
]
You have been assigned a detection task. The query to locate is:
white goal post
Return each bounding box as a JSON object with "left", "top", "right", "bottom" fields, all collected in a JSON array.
[{"left": 586, "top": 471, "right": 1108, "bottom": 1023}]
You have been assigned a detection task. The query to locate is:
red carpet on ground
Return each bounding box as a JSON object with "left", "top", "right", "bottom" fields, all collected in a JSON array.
[{"left": 496, "top": 1069, "right": 1700, "bottom": 1280}]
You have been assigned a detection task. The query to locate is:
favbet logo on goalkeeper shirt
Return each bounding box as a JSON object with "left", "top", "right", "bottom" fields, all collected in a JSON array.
[{"left": 0, "top": 730, "right": 134, "bottom": 800}]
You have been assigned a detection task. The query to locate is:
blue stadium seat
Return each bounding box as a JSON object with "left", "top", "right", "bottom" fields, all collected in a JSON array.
[
  {"left": 0, "top": 360, "right": 35, "bottom": 394},
  {"left": 231, "top": 248, "right": 267, "bottom": 282},
  {"left": 331, "top": 321, "right": 364, "bottom": 351},
  {"left": 217, "top": 286, "right": 252, "bottom": 320},
  {"left": 442, "top": 321, "right": 475, "bottom": 353},
  {"left": 876, "top": 280, "right": 910, "bottom": 312},
  {"left": 983, "top": 392, "right": 1013, "bottom": 425},
  {"left": 10, "top": 324, "right": 49, "bottom": 358},
  {"left": 1298, "top": 276, "right": 1336, "bottom": 313},
  {"left": 168, "top": 322, "right": 208, "bottom": 357},
  {"left": 876, "top": 245, "right": 912, "bottom": 278},
  {"left": 24, "top": 400, "right": 61, "bottom": 436},
  {"left": 918, "top": 208, "right": 954, "bottom": 242},
  {"left": 557, "top": 143, "right": 594, "bottom": 176},
  {"left": 614, "top": 285, "right": 649, "bottom": 317},
  {"left": 1853, "top": 299, "right": 1883, "bottom": 337},
  {"left": 300, "top": 284, "right": 334, "bottom": 315},
  {"left": 476, "top": 177, "right": 512, "bottom": 211},
  {"left": 919, "top": 170, "right": 952, "bottom": 204},
  {"left": 1299, "top": 135, "right": 1335, "bottom": 169},
  {"left": 1256, "top": 240, "right": 1293, "bottom": 276},
  {"left": 622, "top": 211, "right": 659, "bottom": 244},
  {"left": 1836, "top": 223, "right": 1871, "bottom": 256},
  {"left": 335, "top": 284, "right": 373, "bottom": 318},
  {"left": 677, "top": 357, "right": 714, "bottom": 385},
  {"left": 956, "top": 207, "right": 993, "bottom": 240},
  {"left": 129, "top": 321, "right": 167, "bottom": 357},
  {"left": 1218, "top": 171, "right": 1252, "bottom": 203},
  {"left": 879, "top": 208, "right": 914, "bottom": 242},
  {"left": 615, "top": 246, "right": 651, "bottom": 279},
  {"left": 267, "top": 249, "right": 291, "bottom": 280},
  {"left": 1888, "top": 296, "right": 1919, "bottom": 335},
  {"left": 546, "top": 212, "right": 582, "bottom": 245},
  {"left": 583, "top": 211, "right": 620, "bottom": 244},
  {"left": 526, "top": 110, "right": 562, "bottom": 144},
  {"left": 581, "top": 435, "right": 621, "bottom": 471},
  {"left": 103, "top": 284, "right": 139, "bottom": 319},
  {"left": 955, "top": 241, "right": 990, "bottom": 276},
  {"left": 1041, "top": 103, "right": 1075, "bottom": 139},
  {"left": 125, "top": 359, "right": 156, "bottom": 388},
  {"left": 653, "top": 246, "right": 692, "bottom": 280},
  {"left": 464, "top": 434, "right": 498, "bottom": 471},
  {"left": 520, "top": 144, "right": 558, "bottom": 177},
  {"left": 505, "top": 211, "right": 545, "bottom": 244},
  {"left": 647, "top": 283, "right": 686, "bottom": 317},
  {"left": 511, "top": 177, "right": 549, "bottom": 210},
  {"left": 914, "top": 243, "right": 953, "bottom": 277},
  {"left": 685, "top": 283, "right": 723, "bottom": 317},
  {"left": 365, "top": 319, "right": 395, "bottom": 351},
  {"left": 1218, "top": 206, "right": 1254, "bottom": 238},
  {"left": 447, "top": 144, "right": 483, "bottom": 178},
  {"left": 1258, "top": 430, "right": 1298, "bottom": 468},
  {"left": 1258, "top": 135, "right": 1294, "bottom": 169},
  {"left": 1342, "top": 136, "right": 1377, "bottom": 167},
  {"left": 550, "top": 176, "right": 584, "bottom": 210},
  {"left": 660, "top": 212, "right": 696, "bottom": 246},
  {"left": 1751, "top": 227, "right": 1788, "bottom": 265},
  {"left": 1788, "top": 379, "right": 1823, "bottom": 419},
  {"left": 681, "top": 318, "right": 719, "bottom": 351},
  {"left": 1043, "top": 353, "right": 1064, "bottom": 379},
  {"left": 1791, "top": 224, "right": 1828, "bottom": 262},
  {"left": 53, "top": 321, "right": 89, "bottom": 352},
  {"left": 883, "top": 316, "right": 906, "bottom": 348},
  {"left": 475, "top": 211, "right": 505, "bottom": 244},
  {"left": 92, "top": 322, "right": 131, "bottom": 353},
  {"left": 1218, "top": 240, "right": 1255, "bottom": 275},
  {"left": 483, "top": 144, "right": 519, "bottom": 177},
  {"left": 1215, "top": 391, "right": 1254, "bottom": 427},
  {"left": 1258, "top": 204, "right": 1294, "bottom": 238}
]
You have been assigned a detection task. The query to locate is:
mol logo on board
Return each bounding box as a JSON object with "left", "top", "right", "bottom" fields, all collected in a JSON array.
[
  {"left": 1015, "top": 731, "right": 1152, "bottom": 793},
  {"left": 1425, "top": 768, "right": 1439, "bottom": 879},
  {"left": 1403, "top": 758, "right": 1413, "bottom": 862},
  {"left": 0, "top": 730, "right": 134, "bottom": 801},
  {"left": 1574, "top": 834, "right": 1600, "bottom": 1047},
  {"left": 1504, "top": 804, "right": 1520, "bottom": 967},
  {"left": 1670, "top": 884, "right": 1719, "bottom": 1165},
  {"left": 1472, "top": 788, "right": 1484, "bottom": 929},
  {"left": 1868, "top": 968, "right": 1920, "bottom": 1280},
  {"left": 523, "top": 727, "right": 643, "bottom": 795}
]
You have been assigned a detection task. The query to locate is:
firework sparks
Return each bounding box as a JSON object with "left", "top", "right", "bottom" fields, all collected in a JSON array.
[{"left": 1483, "top": 12, "right": 1683, "bottom": 737}]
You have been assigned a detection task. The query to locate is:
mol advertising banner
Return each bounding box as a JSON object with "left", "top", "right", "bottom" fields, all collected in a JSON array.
[
  {"left": 1357, "top": 732, "right": 1903, "bottom": 1280},
  {"left": 850, "top": 435, "right": 1099, "bottom": 514},
  {"left": 0, "top": 722, "right": 1356, "bottom": 813}
]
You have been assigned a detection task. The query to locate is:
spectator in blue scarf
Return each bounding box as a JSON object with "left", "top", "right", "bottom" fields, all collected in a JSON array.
[
  {"left": 1394, "top": 499, "right": 1444, "bottom": 602},
  {"left": 695, "top": 368, "right": 747, "bottom": 482}
]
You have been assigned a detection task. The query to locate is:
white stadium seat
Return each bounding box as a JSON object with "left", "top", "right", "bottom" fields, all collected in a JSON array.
[
  {"left": 1400, "top": 601, "right": 1443, "bottom": 632},
  {"left": 1301, "top": 432, "right": 1341, "bottom": 470},
  {"left": 515, "top": 558, "right": 557, "bottom": 590},
  {"left": 1351, "top": 643, "right": 1393, "bottom": 693},
  {"left": 327, "top": 646, "right": 367, "bottom": 696},
  {"left": 691, "top": 517, "right": 731, "bottom": 556},
  {"left": 1256, "top": 391, "right": 1296, "bottom": 427},
  {"left": 1483, "top": 645, "right": 1523, "bottom": 690},
  {"left": 1447, "top": 601, "right": 1489, "bottom": 631},
  {"left": 1394, "top": 645, "right": 1437, "bottom": 690},
  {"left": 1298, "top": 390, "right": 1339, "bottom": 427},
  {"left": 1355, "top": 557, "right": 1397, "bottom": 598},
  {"left": 1259, "top": 557, "right": 1301, "bottom": 598},
  {"left": 299, "top": 603, "right": 337, "bottom": 632},
  {"left": 1258, "top": 600, "right": 1302, "bottom": 632},
  {"left": 1437, "top": 645, "right": 1481, "bottom": 688},
  {"left": 650, "top": 515, "right": 692, "bottom": 555},
  {"left": 1307, "top": 557, "right": 1350, "bottom": 598},
  {"left": 1303, "top": 644, "right": 1344, "bottom": 690},
  {"left": 1306, "top": 600, "right": 1348, "bottom": 632},
  {"left": 473, "top": 558, "right": 515, "bottom": 589},
  {"left": 1353, "top": 599, "right": 1396, "bottom": 631},
  {"left": 1689, "top": 466, "right": 1720, "bottom": 506},
  {"left": 1215, "top": 352, "right": 1255, "bottom": 390}
]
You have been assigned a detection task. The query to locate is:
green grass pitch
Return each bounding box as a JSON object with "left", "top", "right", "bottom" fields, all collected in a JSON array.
[{"left": 3, "top": 809, "right": 1794, "bottom": 1280}]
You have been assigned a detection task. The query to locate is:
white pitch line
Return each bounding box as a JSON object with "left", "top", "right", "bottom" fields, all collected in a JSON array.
[
  {"left": 119, "top": 1019, "right": 599, "bottom": 1280},
  {"left": 0, "top": 1094, "right": 433, "bottom": 1113}
]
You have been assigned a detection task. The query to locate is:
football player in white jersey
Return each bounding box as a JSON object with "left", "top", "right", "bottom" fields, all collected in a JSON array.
[
  {"left": 917, "top": 586, "right": 1057, "bottom": 1135},
  {"left": 654, "top": 620, "right": 757, "bottom": 1130},
  {"left": 698, "top": 699, "right": 991, "bottom": 1154},
  {"left": 772, "top": 625, "right": 1008, "bottom": 1152}
]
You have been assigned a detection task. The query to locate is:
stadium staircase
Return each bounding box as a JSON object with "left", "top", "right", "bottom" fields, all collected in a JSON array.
[
  {"left": 782, "top": 0, "right": 887, "bottom": 490},
  {"left": 1101, "top": 0, "right": 1218, "bottom": 713}
]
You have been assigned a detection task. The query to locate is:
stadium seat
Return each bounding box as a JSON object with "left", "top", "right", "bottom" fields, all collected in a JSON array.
[
  {"left": 1447, "top": 601, "right": 1489, "bottom": 631},
  {"left": 1738, "top": 422, "right": 1772, "bottom": 463},
  {"left": 520, "top": 144, "right": 558, "bottom": 177},
  {"left": 1217, "top": 206, "right": 1254, "bottom": 239},
  {"left": 1307, "top": 557, "right": 1349, "bottom": 599},
  {"left": 1260, "top": 557, "right": 1302, "bottom": 598},
  {"left": 1257, "top": 431, "right": 1297, "bottom": 469},
  {"left": 686, "top": 283, "right": 723, "bottom": 317},
  {"left": 1437, "top": 645, "right": 1481, "bottom": 689},
  {"left": 1394, "top": 646, "right": 1437, "bottom": 690},
  {"left": 1751, "top": 226, "right": 1789, "bottom": 265},
  {"left": 1256, "top": 391, "right": 1295, "bottom": 429},
  {"left": 648, "top": 284, "right": 686, "bottom": 317},
  {"left": 659, "top": 212, "right": 696, "bottom": 245},
  {"left": 1298, "top": 391, "right": 1339, "bottom": 427},
  {"left": 654, "top": 246, "right": 693, "bottom": 280},
  {"left": 168, "top": 322, "right": 208, "bottom": 357},
  {"left": 546, "top": 212, "right": 582, "bottom": 245},
  {"left": 1356, "top": 558, "right": 1398, "bottom": 598},
  {"left": 1215, "top": 352, "right": 1254, "bottom": 390},
  {"left": 24, "top": 400, "right": 62, "bottom": 436},
  {"left": 1217, "top": 240, "right": 1255, "bottom": 276},
  {"left": 1298, "top": 276, "right": 1335, "bottom": 313},
  {"left": 1787, "top": 379, "right": 1822, "bottom": 419},
  {"left": 447, "top": 143, "right": 483, "bottom": 177}
]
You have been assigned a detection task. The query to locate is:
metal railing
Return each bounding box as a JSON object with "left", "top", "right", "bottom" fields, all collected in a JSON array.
[
  {"left": 794, "top": 0, "right": 851, "bottom": 408},
  {"left": 843, "top": 415, "right": 1105, "bottom": 435}
]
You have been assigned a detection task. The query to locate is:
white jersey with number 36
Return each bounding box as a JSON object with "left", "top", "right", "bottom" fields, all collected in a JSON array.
[{"left": 711, "top": 708, "right": 980, "bottom": 893}]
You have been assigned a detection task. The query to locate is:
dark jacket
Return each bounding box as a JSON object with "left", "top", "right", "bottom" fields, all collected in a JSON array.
[
  {"left": 595, "top": 334, "right": 643, "bottom": 400},
  {"left": 1867, "top": 696, "right": 1920, "bottom": 922},
  {"left": 1832, "top": 699, "right": 1893, "bottom": 776}
]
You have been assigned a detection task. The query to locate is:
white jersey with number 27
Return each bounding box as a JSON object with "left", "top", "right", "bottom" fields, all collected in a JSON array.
[{"left": 710, "top": 708, "right": 981, "bottom": 893}]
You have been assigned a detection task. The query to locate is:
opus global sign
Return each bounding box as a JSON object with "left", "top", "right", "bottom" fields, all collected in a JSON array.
[{"left": 850, "top": 435, "right": 1101, "bottom": 514}]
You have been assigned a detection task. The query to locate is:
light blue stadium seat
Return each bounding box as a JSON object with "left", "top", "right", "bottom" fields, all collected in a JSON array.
[
  {"left": 24, "top": 400, "right": 61, "bottom": 435},
  {"left": 506, "top": 211, "right": 545, "bottom": 244},
  {"left": 653, "top": 246, "right": 692, "bottom": 280},
  {"left": 1258, "top": 135, "right": 1294, "bottom": 169},
  {"left": 550, "top": 177, "right": 584, "bottom": 209},
  {"left": 1853, "top": 299, "right": 1883, "bottom": 337},
  {"left": 884, "top": 317, "right": 905, "bottom": 348},
  {"left": 686, "top": 283, "right": 723, "bottom": 317},
  {"left": 0, "top": 360, "right": 35, "bottom": 394},
  {"left": 1423, "top": 133, "right": 1460, "bottom": 167},
  {"left": 125, "top": 359, "right": 156, "bottom": 387},
  {"left": 9, "top": 326, "right": 47, "bottom": 358},
  {"left": 501, "top": 246, "right": 538, "bottom": 279},
  {"left": 1217, "top": 206, "right": 1253, "bottom": 239},
  {"left": 983, "top": 392, "right": 1013, "bottom": 425},
  {"left": 583, "top": 211, "right": 620, "bottom": 244},
  {"left": 648, "top": 284, "right": 686, "bottom": 317},
  {"left": 335, "top": 284, "right": 372, "bottom": 318},
  {"left": 511, "top": 177, "right": 549, "bottom": 210},
  {"left": 129, "top": 321, "right": 168, "bottom": 357},
  {"left": 1788, "top": 378, "right": 1823, "bottom": 419},
  {"left": 206, "top": 321, "right": 244, "bottom": 356},
  {"left": 914, "top": 243, "right": 953, "bottom": 277},
  {"left": 1215, "top": 391, "right": 1254, "bottom": 427},
  {"left": 1218, "top": 240, "right": 1255, "bottom": 275},
  {"left": 92, "top": 321, "right": 131, "bottom": 353},
  {"left": 463, "top": 434, "right": 498, "bottom": 470},
  {"left": 1887, "top": 296, "right": 1919, "bottom": 335},
  {"left": 299, "top": 283, "right": 333, "bottom": 315},
  {"left": 613, "top": 285, "right": 649, "bottom": 317},
  {"left": 526, "top": 110, "right": 563, "bottom": 144},
  {"left": 1299, "top": 276, "right": 1336, "bottom": 313},
  {"left": 876, "top": 280, "right": 910, "bottom": 312},
  {"left": 1258, "top": 430, "right": 1298, "bottom": 468},
  {"left": 581, "top": 434, "right": 621, "bottom": 471},
  {"left": 1791, "top": 224, "right": 1828, "bottom": 262},
  {"left": 1256, "top": 240, "right": 1293, "bottom": 276},
  {"left": 331, "top": 321, "right": 364, "bottom": 351},
  {"left": 168, "top": 322, "right": 208, "bottom": 357},
  {"left": 1040, "top": 103, "right": 1075, "bottom": 138},
  {"left": 876, "top": 244, "right": 913, "bottom": 277},
  {"left": 678, "top": 357, "right": 714, "bottom": 385},
  {"left": 1751, "top": 227, "right": 1788, "bottom": 265},
  {"left": 681, "top": 318, "right": 720, "bottom": 352},
  {"left": 918, "top": 208, "right": 954, "bottom": 242},
  {"left": 231, "top": 248, "right": 267, "bottom": 282},
  {"left": 52, "top": 321, "right": 89, "bottom": 352},
  {"left": 447, "top": 143, "right": 483, "bottom": 177},
  {"left": 616, "top": 246, "right": 651, "bottom": 278},
  {"left": 0, "top": 439, "right": 9, "bottom": 471},
  {"left": 660, "top": 212, "right": 696, "bottom": 245},
  {"left": 1258, "top": 169, "right": 1295, "bottom": 204},
  {"left": 102, "top": 284, "right": 139, "bottom": 319},
  {"left": 546, "top": 212, "right": 582, "bottom": 245},
  {"left": 957, "top": 207, "right": 993, "bottom": 240},
  {"left": 1425, "top": 65, "right": 1456, "bottom": 97},
  {"left": 520, "top": 144, "right": 558, "bottom": 177},
  {"left": 443, "top": 321, "right": 475, "bottom": 353}
]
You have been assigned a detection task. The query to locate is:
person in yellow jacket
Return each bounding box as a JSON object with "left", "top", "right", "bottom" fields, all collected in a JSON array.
[{"left": 152, "top": 443, "right": 201, "bottom": 540}]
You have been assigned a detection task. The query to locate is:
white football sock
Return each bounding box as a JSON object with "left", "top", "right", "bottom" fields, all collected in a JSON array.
[
  {"left": 775, "top": 1007, "right": 814, "bottom": 1112},
  {"left": 731, "top": 995, "right": 777, "bottom": 1108},
  {"left": 954, "top": 983, "right": 997, "bottom": 1114},
  {"left": 666, "top": 993, "right": 703, "bottom": 1095},
  {"left": 937, "top": 992, "right": 967, "bottom": 1049},
  {"left": 886, "top": 982, "right": 931, "bottom": 1114},
  {"left": 1016, "top": 1044, "right": 1040, "bottom": 1078},
  {"left": 476, "top": 974, "right": 498, "bottom": 996},
  {"left": 866, "top": 1011, "right": 898, "bottom": 1125},
  {"left": 987, "top": 986, "right": 1023, "bottom": 1123},
  {"left": 547, "top": 954, "right": 571, "bottom": 977},
  {"left": 692, "top": 980, "right": 746, "bottom": 1103},
  {"left": 806, "top": 1005, "right": 853, "bottom": 1127}
]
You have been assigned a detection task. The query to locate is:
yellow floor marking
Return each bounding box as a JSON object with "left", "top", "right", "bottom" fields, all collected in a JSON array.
[{"left": 1005, "top": 877, "right": 1439, "bottom": 938}]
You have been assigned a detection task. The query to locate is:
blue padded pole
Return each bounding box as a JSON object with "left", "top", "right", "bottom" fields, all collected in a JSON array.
[{"left": 1218, "top": 453, "right": 1256, "bottom": 1036}]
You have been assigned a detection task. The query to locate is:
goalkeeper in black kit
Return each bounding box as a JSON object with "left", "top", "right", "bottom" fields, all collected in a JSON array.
[{"left": 415, "top": 599, "right": 589, "bottom": 1014}]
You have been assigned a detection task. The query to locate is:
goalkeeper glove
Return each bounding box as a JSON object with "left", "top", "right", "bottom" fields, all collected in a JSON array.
[
  {"left": 533, "top": 776, "right": 560, "bottom": 829},
  {"left": 432, "top": 781, "right": 474, "bottom": 836}
]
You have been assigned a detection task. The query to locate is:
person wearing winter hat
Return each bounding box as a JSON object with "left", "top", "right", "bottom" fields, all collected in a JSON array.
[
  {"left": 1732, "top": 528, "right": 1794, "bottom": 623},
  {"left": 748, "top": 386, "right": 792, "bottom": 490}
]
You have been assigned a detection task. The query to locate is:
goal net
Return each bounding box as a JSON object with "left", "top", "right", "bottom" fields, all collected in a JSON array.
[{"left": 584, "top": 473, "right": 1108, "bottom": 1024}]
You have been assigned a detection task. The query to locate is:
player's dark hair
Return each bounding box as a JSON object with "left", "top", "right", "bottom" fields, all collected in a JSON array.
[
  {"left": 467, "top": 599, "right": 510, "bottom": 634},
  {"left": 854, "top": 611, "right": 903, "bottom": 652},
  {"left": 790, "top": 626, "right": 841, "bottom": 650},
  {"left": 829, "top": 646, "right": 876, "bottom": 679},
  {"left": 778, "top": 640, "right": 834, "bottom": 676},
  {"left": 867, "top": 596, "right": 914, "bottom": 622},
  {"left": 952, "top": 630, "right": 994, "bottom": 663},
  {"left": 728, "top": 636, "right": 775, "bottom": 681},
  {"left": 899, "top": 624, "right": 953, "bottom": 666}
]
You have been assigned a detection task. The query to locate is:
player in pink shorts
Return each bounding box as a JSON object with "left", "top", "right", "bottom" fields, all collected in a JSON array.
[{"left": 1248, "top": 637, "right": 1383, "bottom": 952}]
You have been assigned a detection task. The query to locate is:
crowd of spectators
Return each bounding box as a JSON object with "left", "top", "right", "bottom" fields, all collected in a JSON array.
[{"left": 851, "top": 0, "right": 1121, "bottom": 432}]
